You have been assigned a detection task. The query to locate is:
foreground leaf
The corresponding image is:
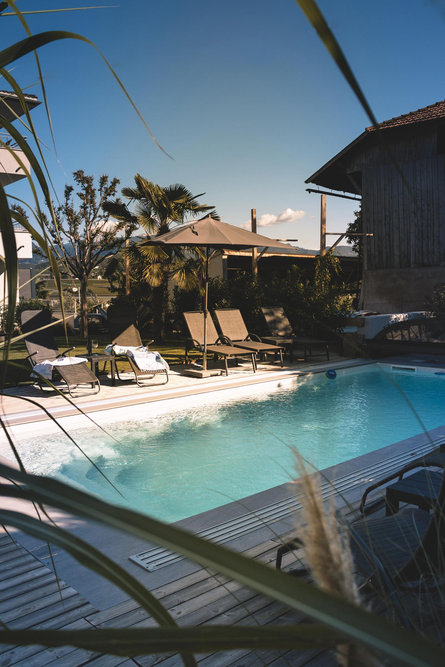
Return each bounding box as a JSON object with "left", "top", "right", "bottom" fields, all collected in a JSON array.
[
  {"left": 0, "top": 626, "right": 340, "bottom": 656},
  {"left": 0, "top": 465, "right": 443, "bottom": 667}
]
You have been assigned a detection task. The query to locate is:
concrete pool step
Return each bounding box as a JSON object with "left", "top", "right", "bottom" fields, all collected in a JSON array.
[{"left": 130, "top": 435, "right": 444, "bottom": 572}]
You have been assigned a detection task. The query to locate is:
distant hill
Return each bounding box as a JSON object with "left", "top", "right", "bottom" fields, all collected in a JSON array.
[
  {"left": 22, "top": 241, "right": 357, "bottom": 270},
  {"left": 309, "top": 245, "right": 358, "bottom": 257},
  {"left": 264, "top": 244, "right": 358, "bottom": 258}
]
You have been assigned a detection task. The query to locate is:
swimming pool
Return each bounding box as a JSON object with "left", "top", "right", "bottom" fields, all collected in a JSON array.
[{"left": 5, "top": 363, "right": 445, "bottom": 522}]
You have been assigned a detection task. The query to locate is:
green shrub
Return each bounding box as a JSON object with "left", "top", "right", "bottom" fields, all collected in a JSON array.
[
  {"left": 426, "top": 283, "right": 445, "bottom": 318},
  {"left": 170, "top": 258, "right": 353, "bottom": 340}
]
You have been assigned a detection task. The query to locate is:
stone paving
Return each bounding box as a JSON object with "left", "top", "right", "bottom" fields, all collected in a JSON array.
[{"left": 1, "top": 352, "right": 351, "bottom": 426}]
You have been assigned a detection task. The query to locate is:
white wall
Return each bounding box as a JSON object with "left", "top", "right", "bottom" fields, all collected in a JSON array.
[
  {"left": 0, "top": 228, "right": 33, "bottom": 306},
  {"left": 0, "top": 147, "right": 31, "bottom": 185},
  {"left": 0, "top": 228, "right": 33, "bottom": 259}
]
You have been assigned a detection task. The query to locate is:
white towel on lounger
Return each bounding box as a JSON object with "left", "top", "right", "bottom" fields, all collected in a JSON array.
[
  {"left": 127, "top": 347, "right": 169, "bottom": 372},
  {"left": 32, "top": 356, "right": 88, "bottom": 380},
  {"left": 105, "top": 344, "right": 169, "bottom": 371}
]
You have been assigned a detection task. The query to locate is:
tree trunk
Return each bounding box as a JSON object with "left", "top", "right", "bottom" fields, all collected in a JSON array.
[
  {"left": 152, "top": 280, "right": 167, "bottom": 343},
  {"left": 79, "top": 278, "right": 89, "bottom": 339}
]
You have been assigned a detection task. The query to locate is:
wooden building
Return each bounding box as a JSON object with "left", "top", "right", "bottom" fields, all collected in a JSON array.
[
  {"left": 306, "top": 100, "right": 445, "bottom": 312},
  {"left": 208, "top": 245, "right": 357, "bottom": 283}
]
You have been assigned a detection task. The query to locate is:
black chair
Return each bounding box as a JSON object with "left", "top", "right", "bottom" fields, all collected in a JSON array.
[
  {"left": 276, "top": 451, "right": 445, "bottom": 591},
  {"left": 359, "top": 445, "right": 445, "bottom": 516}
]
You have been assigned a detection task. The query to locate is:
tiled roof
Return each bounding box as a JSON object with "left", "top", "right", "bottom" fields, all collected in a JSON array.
[
  {"left": 0, "top": 90, "right": 39, "bottom": 101},
  {"left": 367, "top": 100, "right": 445, "bottom": 132},
  {"left": 306, "top": 99, "right": 445, "bottom": 193}
]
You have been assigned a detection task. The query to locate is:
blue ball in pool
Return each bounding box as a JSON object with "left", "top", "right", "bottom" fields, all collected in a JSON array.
[{"left": 326, "top": 369, "right": 337, "bottom": 379}]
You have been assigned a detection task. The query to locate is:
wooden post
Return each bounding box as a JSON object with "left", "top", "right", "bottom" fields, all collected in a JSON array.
[
  {"left": 203, "top": 248, "right": 209, "bottom": 371},
  {"left": 251, "top": 208, "right": 258, "bottom": 278},
  {"left": 358, "top": 214, "right": 367, "bottom": 310},
  {"left": 125, "top": 236, "right": 130, "bottom": 295},
  {"left": 320, "top": 194, "right": 326, "bottom": 256}
]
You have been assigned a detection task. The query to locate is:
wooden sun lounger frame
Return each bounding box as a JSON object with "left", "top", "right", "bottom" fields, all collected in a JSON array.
[
  {"left": 276, "top": 445, "right": 445, "bottom": 591},
  {"left": 261, "top": 306, "right": 330, "bottom": 361},
  {"left": 183, "top": 311, "right": 256, "bottom": 375},
  {"left": 110, "top": 324, "right": 168, "bottom": 386},
  {"left": 213, "top": 308, "right": 284, "bottom": 367}
]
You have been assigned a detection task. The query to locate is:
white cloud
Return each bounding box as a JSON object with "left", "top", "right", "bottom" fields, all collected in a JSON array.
[
  {"left": 274, "top": 208, "right": 305, "bottom": 224},
  {"left": 242, "top": 207, "right": 305, "bottom": 229}
]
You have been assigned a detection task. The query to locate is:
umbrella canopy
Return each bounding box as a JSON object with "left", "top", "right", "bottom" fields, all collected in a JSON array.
[
  {"left": 150, "top": 216, "right": 292, "bottom": 373},
  {"left": 149, "top": 216, "right": 292, "bottom": 250}
]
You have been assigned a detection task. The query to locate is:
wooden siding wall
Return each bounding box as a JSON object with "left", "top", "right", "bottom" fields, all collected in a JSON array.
[{"left": 346, "top": 125, "right": 445, "bottom": 270}]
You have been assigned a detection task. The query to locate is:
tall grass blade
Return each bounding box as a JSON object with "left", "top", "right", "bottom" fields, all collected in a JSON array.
[
  {"left": 9, "top": 202, "right": 62, "bottom": 300},
  {"left": 1, "top": 6, "right": 119, "bottom": 17},
  {"left": 0, "top": 31, "right": 172, "bottom": 158},
  {"left": 1, "top": 66, "right": 59, "bottom": 200},
  {"left": 0, "top": 183, "right": 17, "bottom": 383},
  {"left": 295, "top": 0, "right": 420, "bottom": 212},
  {"left": 0, "top": 626, "right": 342, "bottom": 656},
  {"left": 0, "top": 509, "right": 196, "bottom": 667},
  {"left": 1, "top": 466, "right": 444, "bottom": 666},
  {"left": 296, "top": 0, "right": 378, "bottom": 127}
]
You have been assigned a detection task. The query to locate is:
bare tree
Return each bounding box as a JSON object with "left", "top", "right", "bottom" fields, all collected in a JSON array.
[{"left": 44, "top": 170, "right": 123, "bottom": 337}]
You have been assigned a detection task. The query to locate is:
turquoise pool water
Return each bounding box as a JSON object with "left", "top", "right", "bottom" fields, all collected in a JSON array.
[{"left": 16, "top": 365, "right": 445, "bottom": 522}]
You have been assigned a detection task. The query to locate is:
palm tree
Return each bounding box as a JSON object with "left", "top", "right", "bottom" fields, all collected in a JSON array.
[{"left": 105, "top": 175, "right": 218, "bottom": 341}]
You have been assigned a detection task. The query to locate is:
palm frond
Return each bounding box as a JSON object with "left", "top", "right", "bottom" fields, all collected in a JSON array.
[{"left": 143, "top": 261, "right": 165, "bottom": 286}]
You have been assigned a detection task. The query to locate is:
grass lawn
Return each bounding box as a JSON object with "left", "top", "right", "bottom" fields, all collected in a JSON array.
[
  {"left": 0, "top": 334, "right": 199, "bottom": 387},
  {"left": 1, "top": 334, "right": 198, "bottom": 387},
  {"left": 40, "top": 278, "right": 114, "bottom": 301}
]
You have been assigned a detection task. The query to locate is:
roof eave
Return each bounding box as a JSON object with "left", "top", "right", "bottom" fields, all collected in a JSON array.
[{"left": 305, "top": 130, "right": 369, "bottom": 194}]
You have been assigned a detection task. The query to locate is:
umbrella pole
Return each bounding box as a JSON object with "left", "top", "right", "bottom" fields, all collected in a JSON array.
[{"left": 203, "top": 248, "right": 209, "bottom": 371}]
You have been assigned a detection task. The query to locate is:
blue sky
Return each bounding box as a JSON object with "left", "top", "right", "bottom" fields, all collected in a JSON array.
[{"left": 5, "top": 0, "right": 445, "bottom": 248}]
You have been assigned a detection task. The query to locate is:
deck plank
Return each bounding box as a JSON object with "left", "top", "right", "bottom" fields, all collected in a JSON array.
[
  {"left": 1, "top": 619, "right": 93, "bottom": 666},
  {"left": 0, "top": 531, "right": 99, "bottom": 666},
  {"left": 0, "top": 569, "right": 54, "bottom": 598},
  {"left": 0, "top": 452, "right": 399, "bottom": 667},
  {"left": 0, "top": 579, "right": 73, "bottom": 615},
  {"left": 0, "top": 523, "right": 340, "bottom": 667},
  {"left": 0, "top": 559, "right": 43, "bottom": 587}
]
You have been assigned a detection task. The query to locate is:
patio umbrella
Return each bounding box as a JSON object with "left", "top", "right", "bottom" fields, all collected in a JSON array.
[{"left": 150, "top": 216, "right": 292, "bottom": 374}]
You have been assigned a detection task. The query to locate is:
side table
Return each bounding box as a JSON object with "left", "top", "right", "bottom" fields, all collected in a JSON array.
[
  {"left": 385, "top": 469, "right": 443, "bottom": 515},
  {"left": 76, "top": 353, "right": 116, "bottom": 386}
]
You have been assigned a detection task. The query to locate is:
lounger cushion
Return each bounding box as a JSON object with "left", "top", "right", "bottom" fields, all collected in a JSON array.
[{"left": 32, "top": 356, "right": 88, "bottom": 380}]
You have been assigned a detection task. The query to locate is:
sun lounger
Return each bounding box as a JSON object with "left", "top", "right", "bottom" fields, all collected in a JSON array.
[
  {"left": 113, "top": 344, "right": 169, "bottom": 387},
  {"left": 213, "top": 309, "right": 284, "bottom": 367},
  {"left": 106, "top": 303, "right": 138, "bottom": 340},
  {"left": 183, "top": 311, "right": 256, "bottom": 375},
  {"left": 276, "top": 446, "right": 445, "bottom": 590},
  {"left": 107, "top": 324, "right": 168, "bottom": 386},
  {"left": 261, "top": 306, "right": 329, "bottom": 361},
  {"left": 21, "top": 310, "right": 100, "bottom": 396}
]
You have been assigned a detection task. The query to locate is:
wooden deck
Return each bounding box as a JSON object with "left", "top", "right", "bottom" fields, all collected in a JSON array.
[
  {"left": 0, "top": 526, "right": 338, "bottom": 667},
  {"left": 3, "top": 356, "right": 445, "bottom": 665},
  {"left": 3, "top": 428, "right": 445, "bottom": 665}
]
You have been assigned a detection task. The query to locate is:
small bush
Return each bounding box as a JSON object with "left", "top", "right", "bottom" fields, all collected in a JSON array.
[
  {"left": 169, "top": 257, "right": 354, "bottom": 340},
  {"left": 426, "top": 283, "right": 445, "bottom": 318}
]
